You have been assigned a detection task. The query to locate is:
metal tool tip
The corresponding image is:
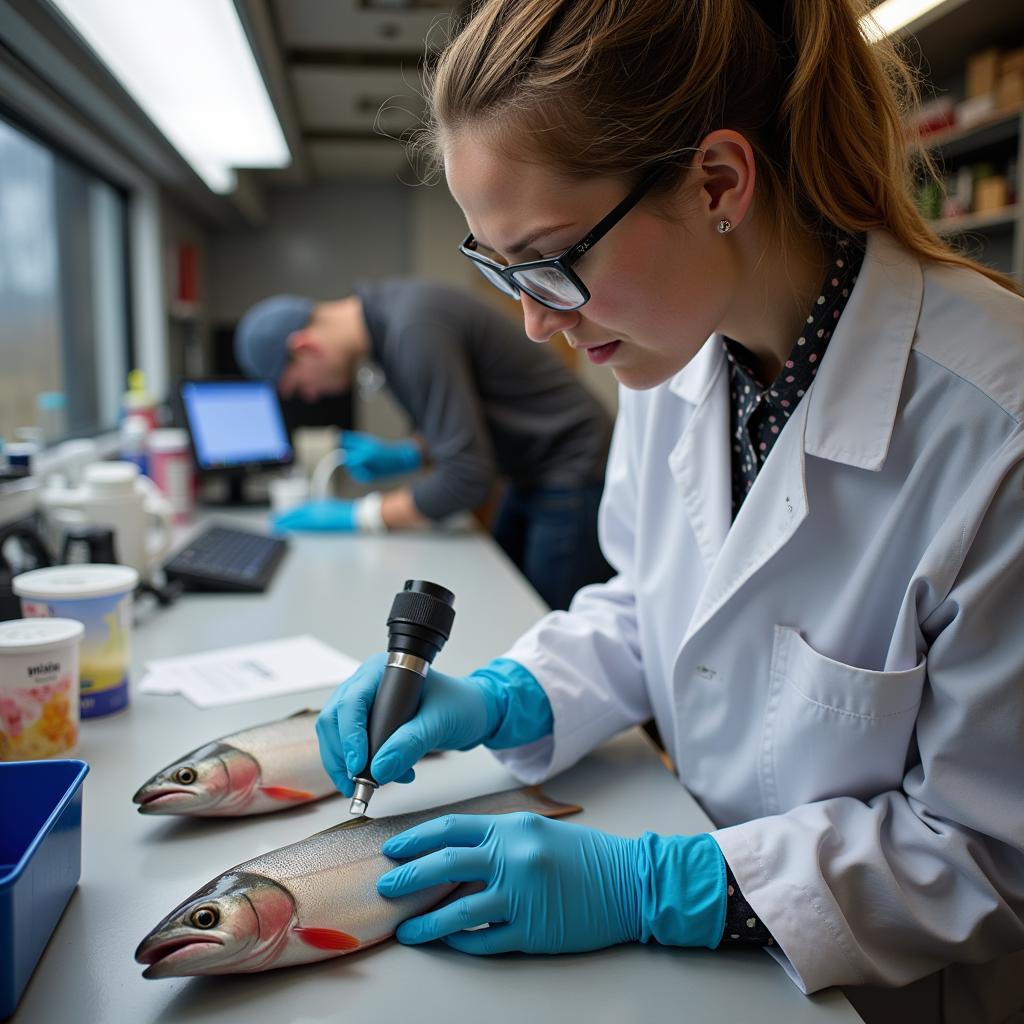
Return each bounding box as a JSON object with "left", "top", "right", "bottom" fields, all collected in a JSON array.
[{"left": 349, "top": 777, "right": 375, "bottom": 816}]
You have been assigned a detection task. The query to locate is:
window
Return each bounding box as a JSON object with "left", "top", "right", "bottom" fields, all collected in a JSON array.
[{"left": 0, "top": 114, "right": 132, "bottom": 446}]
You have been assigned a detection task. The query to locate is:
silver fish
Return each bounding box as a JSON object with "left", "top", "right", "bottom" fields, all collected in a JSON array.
[
  {"left": 133, "top": 710, "right": 336, "bottom": 816},
  {"left": 135, "top": 785, "right": 580, "bottom": 978}
]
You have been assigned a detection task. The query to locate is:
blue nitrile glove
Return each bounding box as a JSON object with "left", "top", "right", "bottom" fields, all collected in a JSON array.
[
  {"left": 316, "top": 653, "right": 551, "bottom": 797},
  {"left": 340, "top": 431, "right": 421, "bottom": 483},
  {"left": 377, "top": 817, "right": 727, "bottom": 954},
  {"left": 271, "top": 498, "right": 358, "bottom": 533}
]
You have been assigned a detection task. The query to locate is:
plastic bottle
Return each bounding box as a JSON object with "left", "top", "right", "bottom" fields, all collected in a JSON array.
[
  {"left": 119, "top": 415, "right": 151, "bottom": 476},
  {"left": 147, "top": 428, "right": 193, "bottom": 522},
  {"left": 121, "top": 370, "right": 159, "bottom": 430}
]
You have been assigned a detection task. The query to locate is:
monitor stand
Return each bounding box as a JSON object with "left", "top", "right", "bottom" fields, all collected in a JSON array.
[{"left": 198, "top": 472, "right": 270, "bottom": 508}]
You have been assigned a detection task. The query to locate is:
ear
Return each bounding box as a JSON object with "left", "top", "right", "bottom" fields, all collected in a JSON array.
[
  {"left": 694, "top": 129, "right": 756, "bottom": 233},
  {"left": 287, "top": 328, "right": 318, "bottom": 357}
]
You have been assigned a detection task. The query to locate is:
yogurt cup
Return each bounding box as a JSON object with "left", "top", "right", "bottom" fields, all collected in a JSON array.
[
  {"left": 14, "top": 565, "right": 138, "bottom": 719},
  {"left": 0, "top": 618, "right": 84, "bottom": 760}
]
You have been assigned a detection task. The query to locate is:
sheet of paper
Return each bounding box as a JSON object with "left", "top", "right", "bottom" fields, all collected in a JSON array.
[{"left": 138, "top": 635, "right": 359, "bottom": 707}]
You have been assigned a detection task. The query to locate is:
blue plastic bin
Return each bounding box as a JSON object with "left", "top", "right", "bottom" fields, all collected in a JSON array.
[{"left": 0, "top": 759, "right": 88, "bottom": 1020}]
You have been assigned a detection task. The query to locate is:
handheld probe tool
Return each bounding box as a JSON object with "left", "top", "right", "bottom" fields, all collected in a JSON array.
[{"left": 349, "top": 580, "right": 455, "bottom": 816}]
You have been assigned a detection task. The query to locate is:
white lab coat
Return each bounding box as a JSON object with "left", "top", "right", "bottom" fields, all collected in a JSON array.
[{"left": 495, "top": 232, "right": 1024, "bottom": 1021}]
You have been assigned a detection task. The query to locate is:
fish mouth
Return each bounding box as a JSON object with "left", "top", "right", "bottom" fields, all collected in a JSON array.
[
  {"left": 137, "top": 934, "right": 225, "bottom": 978},
  {"left": 134, "top": 789, "right": 205, "bottom": 813}
]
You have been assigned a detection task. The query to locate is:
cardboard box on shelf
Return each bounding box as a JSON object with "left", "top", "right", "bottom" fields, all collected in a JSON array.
[
  {"left": 996, "top": 70, "right": 1024, "bottom": 111},
  {"left": 966, "top": 48, "right": 1002, "bottom": 98},
  {"left": 1001, "top": 48, "right": 1024, "bottom": 77},
  {"left": 995, "top": 48, "right": 1024, "bottom": 111},
  {"left": 974, "top": 176, "right": 1009, "bottom": 213}
]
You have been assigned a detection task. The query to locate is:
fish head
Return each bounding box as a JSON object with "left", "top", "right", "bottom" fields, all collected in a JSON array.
[
  {"left": 136, "top": 871, "right": 297, "bottom": 978},
  {"left": 132, "top": 742, "right": 259, "bottom": 815}
]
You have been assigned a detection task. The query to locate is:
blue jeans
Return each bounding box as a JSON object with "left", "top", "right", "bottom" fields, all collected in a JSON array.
[{"left": 492, "top": 481, "right": 613, "bottom": 611}]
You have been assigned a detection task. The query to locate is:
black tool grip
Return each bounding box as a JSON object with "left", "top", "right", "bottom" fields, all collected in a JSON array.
[{"left": 364, "top": 664, "right": 425, "bottom": 782}]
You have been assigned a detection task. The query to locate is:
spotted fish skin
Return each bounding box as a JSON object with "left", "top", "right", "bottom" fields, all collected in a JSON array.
[
  {"left": 135, "top": 786, "right": 581, "bottom": 977},
  {"left": 132, "top": 710, "right": 336, "bottom": 816}
]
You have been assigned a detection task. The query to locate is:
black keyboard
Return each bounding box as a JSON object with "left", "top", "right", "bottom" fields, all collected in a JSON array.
[{"left": 163, "top": 525, "right": 288, "bottom": 593}]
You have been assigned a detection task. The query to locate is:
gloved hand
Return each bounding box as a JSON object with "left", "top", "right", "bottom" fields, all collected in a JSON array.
[
  {"left": 377, "top": 816, "right": 727, "bottom": 954},
  {"left": 341, "top": 431, "right": 421, "bottom": 483},
  {"left": 271, "top": 498, "right": 358, "bottom": 533},
  {"left": 316, "top": 654, "right": 551, "bottom": 797}
]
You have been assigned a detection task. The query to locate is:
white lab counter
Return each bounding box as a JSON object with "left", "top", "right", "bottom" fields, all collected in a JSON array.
[{"left": 9, "top": 517, "right": 861, "bottom": 1023}]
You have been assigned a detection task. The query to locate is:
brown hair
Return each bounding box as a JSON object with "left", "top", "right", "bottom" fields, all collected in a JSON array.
[{"left": 421, "top": 0, "right": 1018, "bottom": 293}]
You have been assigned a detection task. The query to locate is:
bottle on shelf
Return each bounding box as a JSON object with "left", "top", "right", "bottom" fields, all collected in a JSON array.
[
  {"left": 121, "top": 370, "right": 160, "bottom": 431},
  {"left": 147, "top": 428, "right": 193, "bottom": 523},
  {"left": 119, "top": 415, "right": 151, "bottom": 476}
]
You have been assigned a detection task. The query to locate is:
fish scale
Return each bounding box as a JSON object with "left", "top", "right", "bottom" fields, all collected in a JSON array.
[{"left": 218, "top": 710, "right": 327, "bottom": 792}]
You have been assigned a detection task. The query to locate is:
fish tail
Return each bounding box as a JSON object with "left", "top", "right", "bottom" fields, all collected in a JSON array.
[
  {"left": 523, "top": 785, "right": 582, "bottom": 819},
  {"left": 442, "top": 785, "right": 582, "bottom": 820}
]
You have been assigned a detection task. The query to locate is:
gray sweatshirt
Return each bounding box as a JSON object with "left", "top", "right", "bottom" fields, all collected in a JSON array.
[{"left": 357, "top": 278, "right": 613, "bottom": 520}]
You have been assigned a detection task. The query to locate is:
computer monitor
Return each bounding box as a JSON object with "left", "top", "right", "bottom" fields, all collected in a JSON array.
[{"left": 179, "top": 380, "right": 293, "bottom": 501}]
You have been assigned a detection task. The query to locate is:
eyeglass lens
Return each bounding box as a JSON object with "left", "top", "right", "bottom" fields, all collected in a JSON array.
[
  {"left": 471, "top": 260, "right": 520, "bottom": 299},
  {"left": 510, "top": 266, "right": 585, "bottom": 310}
]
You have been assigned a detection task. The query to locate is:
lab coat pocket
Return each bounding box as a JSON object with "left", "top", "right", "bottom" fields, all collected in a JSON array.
[{"left": 762, "top": 625, "right": 925, "bottom": 814}]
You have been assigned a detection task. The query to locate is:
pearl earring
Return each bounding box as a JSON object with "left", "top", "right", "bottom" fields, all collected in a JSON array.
[{"left": 716, "top": 219, "right": 733, "bottom": 234}]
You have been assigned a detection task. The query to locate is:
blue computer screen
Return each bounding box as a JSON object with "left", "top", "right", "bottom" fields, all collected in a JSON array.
[{"left": 181, "top": 381, "right": 293, "bottom": 469}]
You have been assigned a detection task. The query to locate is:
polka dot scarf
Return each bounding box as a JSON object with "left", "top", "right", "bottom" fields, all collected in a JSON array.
[{"left": 724, "top": 234, "right": 866, "bottom": 521}]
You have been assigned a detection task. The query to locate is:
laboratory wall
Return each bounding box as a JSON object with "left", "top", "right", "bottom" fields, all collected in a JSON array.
[{"left": 206, "top": 180, "right": 415, "bottom": 326}]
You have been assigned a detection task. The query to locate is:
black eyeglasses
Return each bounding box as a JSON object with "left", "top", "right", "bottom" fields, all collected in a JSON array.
[{"left": 458, "top": 165, "right": 666, "bottom": 312}]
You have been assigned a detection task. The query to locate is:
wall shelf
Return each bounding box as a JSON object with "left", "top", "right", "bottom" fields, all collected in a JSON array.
[
  {"left": 902, "top": 0, "right": 1024, "bottom": 284},
  {"left": 930, "top": 205, "right": 1019, "bottom": 235},
  {"left": 916, "top": 107, "right": 1023, "bottom": 159}
]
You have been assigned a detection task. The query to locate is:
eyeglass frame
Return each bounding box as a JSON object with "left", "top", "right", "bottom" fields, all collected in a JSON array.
[{"left": 457, "top": 163, "right": 670, "bottom": 312}]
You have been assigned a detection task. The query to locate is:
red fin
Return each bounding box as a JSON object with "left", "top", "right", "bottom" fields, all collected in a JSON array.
[
  {"left": 293, "top": 926, "right": 360, "bottom": 951},
  {"left": 259, "top": 785, "right": 315, "bottom": 802}
]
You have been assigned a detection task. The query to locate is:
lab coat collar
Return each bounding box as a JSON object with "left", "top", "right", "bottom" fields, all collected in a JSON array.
[
  {"left": 803, "top": 231, "right": 922, "bottom": 470},
  {"left": 668, "top": 330, "right": 723, "bottom": 405},
  {"left": 667, "top": 231, "right": 923, "bottom": 472}
]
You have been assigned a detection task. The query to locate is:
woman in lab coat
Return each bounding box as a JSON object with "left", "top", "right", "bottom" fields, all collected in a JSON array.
[{"left": 317, "top": 0, "right": 1024, "bottom": 1019}]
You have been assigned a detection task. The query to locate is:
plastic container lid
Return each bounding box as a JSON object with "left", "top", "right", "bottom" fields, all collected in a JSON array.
[
  {"left": 0, "top": 618, "right": 84, "bottom": 653},
  {"left": 13, "top": 564, "right": 139, "bottom": 600},
  {"left": 83, "top": 461, "right": 139, "bottom": 490},
  {"left": 6, "top": 442, "right": 38, "bottom": 457},
  {"left": 148, "top": 428, "right": 189, "bottom": 452}
]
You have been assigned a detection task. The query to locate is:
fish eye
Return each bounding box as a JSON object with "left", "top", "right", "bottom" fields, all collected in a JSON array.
[
  {"left": 190, "top": 906, "right": 219, "bottom": 929},
  {"left": 174, "top": 766, "right": 197, "bottom": 785}
]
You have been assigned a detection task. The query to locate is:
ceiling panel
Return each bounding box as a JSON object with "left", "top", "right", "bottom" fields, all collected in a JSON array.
[
  {"left": 273, "top": 0, "right": 457, "bottom": 55},
  {"left": 291, "top": 65, "right": 424, "bottom": 134},
  {"left": 239, "top": 0, "right": 470, "bottom": 182}
]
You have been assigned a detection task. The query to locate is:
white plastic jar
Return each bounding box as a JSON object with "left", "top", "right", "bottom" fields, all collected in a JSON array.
[
  {"left": 14, "top": 564, "right": 138, "bottom": 719},
  {"left": 0, "top": 618, "right": 84, "bottom": 760}
]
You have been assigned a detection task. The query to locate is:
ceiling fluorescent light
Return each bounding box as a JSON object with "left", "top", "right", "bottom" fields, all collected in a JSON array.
[
  {"left": 859, "top": 0, "right": 957, "bottom": 43},
  {"left": 51, "top": 0, "right": 291, "bottom": 194}
]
